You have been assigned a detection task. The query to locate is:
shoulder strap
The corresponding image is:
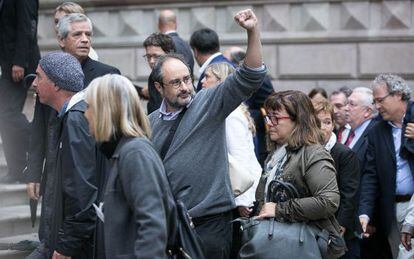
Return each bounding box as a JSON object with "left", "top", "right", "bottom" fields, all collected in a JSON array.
[{"left": 160, "top": 107, "right": 187, "bottom": 160}]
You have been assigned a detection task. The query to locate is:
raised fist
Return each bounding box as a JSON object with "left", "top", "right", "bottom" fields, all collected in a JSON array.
[{"left": 234, "top": 9, "right": 258, "bottom": 31}]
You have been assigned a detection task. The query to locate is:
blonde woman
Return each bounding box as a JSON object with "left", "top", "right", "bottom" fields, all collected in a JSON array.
[{"left": 84, "top": 74, "right": 176, "bottom": 258}]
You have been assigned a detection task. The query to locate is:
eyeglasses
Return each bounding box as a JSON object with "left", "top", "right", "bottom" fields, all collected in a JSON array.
[
  {"left": 264, "top": 113, "right": 290, "bottom": 125},
  {"left": 142, "top": 54, "right": 161, "bottom": 62},
  {"left": 163, "top": 75, "right": 192, "bottom": 89},
  {"left": 373, "top": 93, "right": 391, "bottom": 105}
]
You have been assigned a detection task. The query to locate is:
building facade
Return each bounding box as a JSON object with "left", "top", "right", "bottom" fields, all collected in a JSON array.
[{"left": 38, "top": 0, "right": 414, "bottom": 93}]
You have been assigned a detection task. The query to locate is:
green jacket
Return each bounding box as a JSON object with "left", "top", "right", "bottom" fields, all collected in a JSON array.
[{"left": 256, "top": 144, "right": 344, "bottom": 256}]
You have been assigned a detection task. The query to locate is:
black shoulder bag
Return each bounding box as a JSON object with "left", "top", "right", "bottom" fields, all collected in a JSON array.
[{"left": 237, "top": 149, "right": 345, "bottom": 259}]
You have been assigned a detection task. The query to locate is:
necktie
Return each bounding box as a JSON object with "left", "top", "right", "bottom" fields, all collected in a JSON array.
[
  {"left": 344, "top": 130, "right": 355, "bottom": 147},
  {"left": 337, "top": 127, "right": 345, "bottom": 143}
]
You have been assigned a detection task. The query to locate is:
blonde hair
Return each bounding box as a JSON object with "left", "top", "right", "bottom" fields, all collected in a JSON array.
[
  {"left": 55, "top": 2, "right": 85, "bottom": 15},
  {"left": 85, "top": 74, "right": 151, "bottom": 142},
  {"left": 207, "top": 62, "right": 256, "bottom": 134}
]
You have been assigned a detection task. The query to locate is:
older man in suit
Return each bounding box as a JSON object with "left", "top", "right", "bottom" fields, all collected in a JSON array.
[
  {"left": 0, "top": 0, "right": 40, "bottom": 183},
  {"left": 359, "top": 74, "right": 414, "bottom": 259},
  {"left": 344, "top": 87, "right": 392, "bottom": 258},
  {"left": 26, "top": 13, "right": 120, "bottom": 201}
]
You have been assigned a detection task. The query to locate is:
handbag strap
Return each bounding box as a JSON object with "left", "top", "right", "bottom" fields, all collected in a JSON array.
[{"left": 160, "top": 107, "right": 187, "bottom": 160}]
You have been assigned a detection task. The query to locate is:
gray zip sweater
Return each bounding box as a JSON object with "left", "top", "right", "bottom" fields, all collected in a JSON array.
[{"left": 149, "top": 65, "right": 267, "bottom": 218}]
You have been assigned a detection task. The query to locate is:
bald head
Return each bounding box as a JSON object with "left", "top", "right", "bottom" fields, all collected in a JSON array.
[
  {"left": 158, "top": 10, "right": 177, "bottom": 33},
  {"left": 223, "top": 46, "right": 246, "bottom": 66}
]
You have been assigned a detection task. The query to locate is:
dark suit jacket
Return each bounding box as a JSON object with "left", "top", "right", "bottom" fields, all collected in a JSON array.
[
  {"left": 359, "top": 118, "right": 414, "bottom": 235},
  {"left": 82, "top": 57, "right": 121, "bottom": 86},
  {"left": 26, "top": 58, "right": 120, "bottom": 183},
  {"left": 0, "top": 0, "right": 40, "bottom": 78},
  {"left": 351, "top": 119, "right": 378, "bottom": 171},
  {"left": 196, "top": 54, "right": 234, "bottom": 91},
  {"left": 168, "top": 32, "right": 194, "bottom": 77},
  {"left": 147, "top": 71, "right": 163, "bottom": 114},
  {"left": 330, "top": 142, "right": 360, "bottom": 237}
]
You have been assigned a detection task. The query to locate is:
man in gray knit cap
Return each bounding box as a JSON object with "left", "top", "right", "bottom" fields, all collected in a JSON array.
[{"left": 28, "top": 51, "right": 98, "bottom": 259}]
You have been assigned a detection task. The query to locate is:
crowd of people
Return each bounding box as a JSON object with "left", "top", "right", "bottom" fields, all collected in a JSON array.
[{"left": 1, "top": 1, "right": 414, "bottom": 259}]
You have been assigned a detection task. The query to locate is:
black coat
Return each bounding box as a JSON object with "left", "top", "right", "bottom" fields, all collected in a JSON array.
[
  {"left": 168, "top": 32, "right": 195, "bottom": 77},
  {"left": 0, "top": 0, "right": 40, "bottom": 78},
  {"left": 82, "top": 57, "right": 121, "bottom": 87},
  {"left": 359, "top": 117, "right": 414, "bottom": 235},
  {"left": 329, "top": 142, "right": 360, "bottom": 238},
  {"left": 39, "top": 100, "right": 97, "bottom": 258},
  {"left": 26, "top": 58, "right": 120, "bottom": 183},
  {"left": 147, "top": 70, "right": 163, "bottom": 114},
  {"left": 350, "top": 119, "right": 378, "bottom": 172},
  {"left": 102, "top": 137, "right": 176, "bottom": 258},
  {"left": 245, "top": 75, "right": 274, "bottom": 166}
]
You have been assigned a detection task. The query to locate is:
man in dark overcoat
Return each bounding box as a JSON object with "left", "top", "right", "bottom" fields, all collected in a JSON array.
[{"left": 27, "top": 52, "right": 97, "bottom": 259}]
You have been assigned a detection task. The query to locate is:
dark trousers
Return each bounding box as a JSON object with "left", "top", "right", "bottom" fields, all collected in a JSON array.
[
  {"left": 360, "top": 231, "right": 392, "bottom": 259},
  {"left": 340, "top": 237, "right": 361, "bottom": 259},
  {"left": 0, "top": 77, "right": 29, "bottom": 180},
  {"left": 194, "top": 210, "right": 233, "bottom": 259}
]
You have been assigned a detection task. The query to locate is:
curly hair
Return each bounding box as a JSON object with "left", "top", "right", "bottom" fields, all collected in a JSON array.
[{"left": 372, "top": 73, "right": 411, "bottom": 101}]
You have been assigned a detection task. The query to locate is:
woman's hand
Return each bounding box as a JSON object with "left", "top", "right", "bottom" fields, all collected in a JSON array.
[
  {"left": 257, "top": 202, "right": 276, "bottom": 219},
  {"left": 238, "top": 206, "right": 253, "bottom": 217}
]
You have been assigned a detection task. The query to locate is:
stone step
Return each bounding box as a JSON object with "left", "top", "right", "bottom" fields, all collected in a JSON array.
[
  {"left": 0, "top": 249, "right": 30, "bottom": 259},
  {"left": 0, "top": 184, "right": 28, "bottom": 207},
  {"left": 0, "top": 205, "right": 40, "bottom": 239},
  {"left": 0, "top": 233, "right": 38, "bottom": 259}
]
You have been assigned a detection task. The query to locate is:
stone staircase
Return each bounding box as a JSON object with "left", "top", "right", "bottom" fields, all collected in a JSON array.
[{"left": 0, "top": 92, "right": 40, "bottom": 258}]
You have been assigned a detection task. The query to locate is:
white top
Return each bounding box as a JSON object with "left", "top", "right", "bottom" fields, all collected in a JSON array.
[
  {"left": 226, "top": 107, "right": 262, "bottom": 207},
  {"left": 339, "top": 124, "right": 351, "bottom": 144},
  {"left": 88, "top": 47, "right": 99, "bottom": 60}
]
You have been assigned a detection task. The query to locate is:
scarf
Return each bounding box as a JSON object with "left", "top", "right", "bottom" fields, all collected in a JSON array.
[{"left": 264, "top": 145, "right": 287, "bottom": 202}]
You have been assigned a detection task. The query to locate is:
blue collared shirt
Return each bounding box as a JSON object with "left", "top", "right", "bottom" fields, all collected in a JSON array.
[
  {"left": 388, "top": 121, "right": 414, "bottom": 195},
  {"left": 158, "top": 98, "right": 193, "bottom": 121},
  {"left": 348, "top": 119, "right": 372, "bottom": 149},
  {"left": 58, "top": 100, "right": 69, "bottom": 118}
]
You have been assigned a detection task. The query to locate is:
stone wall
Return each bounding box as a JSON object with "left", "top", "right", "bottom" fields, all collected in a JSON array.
[{"left": 38, "top": 0, "right": 414, "bottom": 93}]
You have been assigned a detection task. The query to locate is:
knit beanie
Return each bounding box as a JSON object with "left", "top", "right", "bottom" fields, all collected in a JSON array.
[{"left": 39, "top": 52, "right": 84, "bottom": 92}]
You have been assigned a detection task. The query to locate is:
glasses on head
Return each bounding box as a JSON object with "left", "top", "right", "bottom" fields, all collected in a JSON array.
[
  {"left": 163, "top": 75, "right": 192, "bottom": 89},
  {"left": 264, "top": 112, "right": 290, "bottom": 126},
  {"left": 373, "top": 93, "right": 391, "bottom": 105},
  {"left": 142, "top": 54, "right": 161, "bottom": 62}
]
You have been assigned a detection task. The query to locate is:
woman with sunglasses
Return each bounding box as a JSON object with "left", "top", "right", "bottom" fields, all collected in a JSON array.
[{"left": 255, "top": 90, "right": 346, "bottom": 258}]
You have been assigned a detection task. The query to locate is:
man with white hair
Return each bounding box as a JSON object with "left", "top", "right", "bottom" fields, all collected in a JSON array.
[
  {"left": 345, "top": 87, "right": 377, "bottom": 151},
  {"left": 344, "top": 87, "right": 387, "bottom": 258}
]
